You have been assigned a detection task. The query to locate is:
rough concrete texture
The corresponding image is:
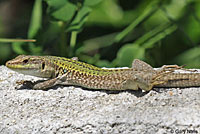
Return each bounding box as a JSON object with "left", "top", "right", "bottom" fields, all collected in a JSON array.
[{"left": 0, "top": 66, "right": 200, "bottom": 134}]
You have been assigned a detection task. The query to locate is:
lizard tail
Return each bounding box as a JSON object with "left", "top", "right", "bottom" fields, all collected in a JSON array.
[{"left": 155, "top": 73, "right": 200, "bottom": 87}]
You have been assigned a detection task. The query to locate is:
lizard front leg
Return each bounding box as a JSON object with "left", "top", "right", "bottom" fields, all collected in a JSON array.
[
  {"left": 33, "top": 73, "right": 78, "bottom": 90},
  {"left": 33, "top": 78, "right": 60, "bottom": 90}
]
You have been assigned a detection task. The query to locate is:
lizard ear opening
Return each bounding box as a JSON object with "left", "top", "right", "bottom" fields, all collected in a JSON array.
[{"left": 42, "top": 62, "right": 45, "bottom": 70}]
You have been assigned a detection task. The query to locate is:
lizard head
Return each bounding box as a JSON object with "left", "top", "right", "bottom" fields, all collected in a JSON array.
[{"left": 6, "top": 55, "right": 54, "bottom": 78}]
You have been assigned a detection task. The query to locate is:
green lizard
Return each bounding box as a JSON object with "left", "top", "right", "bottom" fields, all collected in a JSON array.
[{"left": 5, "top": 55, "right": 200, "bottom": 90}]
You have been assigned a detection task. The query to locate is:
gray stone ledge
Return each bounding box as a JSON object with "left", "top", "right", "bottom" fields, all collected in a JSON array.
[{"left": 0, "top": 66, "right": 200, "bottom": 133}]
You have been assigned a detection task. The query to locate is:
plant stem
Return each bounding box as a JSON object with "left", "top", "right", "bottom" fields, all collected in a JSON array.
[{"left": 0, "top": 38, "right": 36, "bottom": 43}]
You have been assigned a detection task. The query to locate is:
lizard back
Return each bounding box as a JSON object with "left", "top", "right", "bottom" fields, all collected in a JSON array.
[{"left": 39, "top": 56, "right": 137, "bottom": 90}]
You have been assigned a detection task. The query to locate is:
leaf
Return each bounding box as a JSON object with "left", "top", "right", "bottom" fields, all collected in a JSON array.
[
  {"left": 44, "top": 0, "right": 67, "bottom": 11},
  {"left": 28, "top": 0, "right": 42, "bottom": 38},
  {"left": 12, "top": 42, "right": 27, "bottom": 54},
  {"left": 114, "top": 0, "right": 159, "bottom": 43},
  {"left": 28, "top": 0, "right": 42, "bottom": 54},
  {"left": 173, "top": 47, "right": 200, "bottom": 67},
  {"left": 185, "top": 15, "right": 200, "bottom": 43},
  {"left": 84, "top": 0, "right": 102, "bottom": 6},
  {"left": 67, "top": 6, "right": 91, "bottom": 31},
  {"left": 142, "top": 24, "right": 177, "bottom": 49},
  {"left": 29, "top": 43, "right": 42, "bottom": 54},
  {"left": 164, "top": 0, "right": 186, "bottom": 19},
  {"left": 114, "top": 44, "right": 145, "bottom": 67},
  {"left": 96, "top": 60, "right": 111, "bottom": 68},
  {"left": 76, "top": 33, "right": 117, "bottom": 54},
  {"left": 51, "top": 1, "right": 77, "bottom": 21},
  {"left": 134, "top": 23, "right": 171, "bottom": 45}
]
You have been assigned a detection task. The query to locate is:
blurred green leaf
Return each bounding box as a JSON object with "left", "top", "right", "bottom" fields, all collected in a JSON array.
[
  {"left": 28, "top": 0, "right": 42, "bottom": 38},
  {"left": 28, "top": 0, "right": 42, "bottom": 54},
  {"left": 87, "top": 0, "right": 124, "bottom": 26},
  {"left": 29, "top": 43, "right": 43, "bottom": 54},
  {"left": 76, "top": 33, "right": 117, "bottom": 54},
  {"left": 68, "top": 7, "right": 92, "bottom": 55},
  {"left": 194, "top": 2, "right": 200, "bottom": 20},
  {"left": 134, "top": 23, "right": 171, "bottom": 45},
  {"left": 185, "top": 15, "right": 200, "bottom": 43},
  {"left": 114, "top": 44, "right": 145, "bottom": 67},
  {"left": 51, "top": 1, "right": 77, "bottom": 21},
  {"left": 142, "top": 24, "right": 177, "bottom": 48},
  {"left": 84, "top": 0, "right": 102, "bottom": 6},
  {"left": 112, "top": 24, "right": 177, "bottom": 67},
  {"left": 45, "top": 0, "right": 67, "bottom": 12},
  {"left": 173, "top": 47, "right": 200, "bottom": 68},
  {"left": 114, "top": 0, "right": 159, "bottom": 43},
  {"left": 96, "top": 60, "right": 111, "bottom": 67},
  {"left": 164, "top": 0, "right": 186, "bottom": 20},
  {"left": 67, "top": 6, "right": 91, "bottom": 31},
  {"left": 12, "top": 42, "right": 27, "bottom": 54}
]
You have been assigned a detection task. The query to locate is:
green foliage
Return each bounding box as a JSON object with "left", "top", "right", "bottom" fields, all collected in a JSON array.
[
  {"left": 49, "top": 1, "right": 77, "bottom": 21},
  {"left": 0, "top": 0, "right": 200, "bottom": 68},
  {"left": 43, "top": 0, "right": 102, "bottom": 56},
  {"left": 11, "top": 0, "right": 42, "bottom": 55},
  {"left": 114, "top": 0, "right": 159, "bottom": 43},
  {"left": 173, "top": 47, "right": 200, "bottom": 68},
  {"left": 28, "top": 0, "right": 42, "bottom": 38},
  {"left": 113, "top": 23, "right": 177, "bottom": 67},
  {"left": 0, "top": 38, "right": 35, "bottom": 62},
  {"left": 114, "top": 45, "right": 145, "bottom": 67}
]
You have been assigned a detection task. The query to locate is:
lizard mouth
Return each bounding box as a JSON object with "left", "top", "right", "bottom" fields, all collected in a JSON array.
[
  {"left": 5, "top": 61, "right": 21, "bottom": 69},
  {"left": 6, "top": 61, "right": 31, "bottom": 70},
  {"left": 6, "top": 60, "right": 52, "bottom": 78}
]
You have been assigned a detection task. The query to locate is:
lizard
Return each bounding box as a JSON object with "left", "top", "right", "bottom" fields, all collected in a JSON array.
[{"left": 5, "top": 55, "right": 200, "bottom": 91}]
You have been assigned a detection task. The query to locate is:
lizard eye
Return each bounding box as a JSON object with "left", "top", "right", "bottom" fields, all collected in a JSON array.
[{"left": 23, "top": 59, "right": 29, "bottom": 63}]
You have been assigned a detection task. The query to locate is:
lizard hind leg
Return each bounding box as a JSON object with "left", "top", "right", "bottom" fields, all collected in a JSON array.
[
  {"left": 136, "top": 70, "right": 172, "bottom": 91},
  {"left": 153, "top": 64, "right": 181, "bottom": 81},
  {"left": 161, "top": 64, "right": 196, "bottom": 72},
  {"left": 137, "top": 74, "right": 170, "bottom": 91},
  {"left": 150, "top": 70, "right": 175, "bottom": 88},
  {"left": 131, "top": 59, "right": 157, "bottom": 91},
  {"left": 151, "top": 79, "right": 169, "bottom": 87}
]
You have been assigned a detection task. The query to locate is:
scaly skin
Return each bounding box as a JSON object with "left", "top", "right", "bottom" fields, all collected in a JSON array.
[{"left": 5, "top": 55, "right": 200, "bottom": 90}]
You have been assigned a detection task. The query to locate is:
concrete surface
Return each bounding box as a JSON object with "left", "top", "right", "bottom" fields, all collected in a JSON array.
[{"left": 0, "top": 66, "right": 200, "bottom": 134}]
